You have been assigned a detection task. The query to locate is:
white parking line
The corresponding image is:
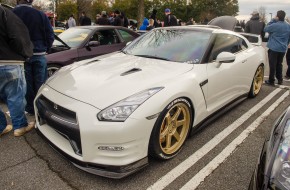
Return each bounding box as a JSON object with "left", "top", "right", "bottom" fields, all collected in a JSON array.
[
  {"left": 181, "top": 90, "right": 289, "bottom": 190},
  {"left": 147, "top": 88, "right": 282, "bottom": 190}
]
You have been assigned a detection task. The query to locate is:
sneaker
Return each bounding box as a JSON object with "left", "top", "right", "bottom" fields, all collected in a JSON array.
[
  {"left": 265, "top": 80, "right": 275, "bottom": 86},
  {"left": 0, "top": 125, "right": 12, "bottom": 137},
  {"left": 278, "top": 81, "right": 283, "bottom": 85},
  {"left": 285, "top": 75, "right": 290, "bottom": 80},
  {"left": 14, "top": 122, "right": 35, "bottom": 137}
]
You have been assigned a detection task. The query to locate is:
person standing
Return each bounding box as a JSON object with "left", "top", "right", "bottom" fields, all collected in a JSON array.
[
  {"left": 264, "top": 10, "right": 290, "bottom": 85},
  {"left": 286, "top": 45, "right": 290, "bottom": 79},
  {"left": 79, "top": 11, "right": 91, "bottom": 26},
  {"left": 245, "top": 11, "right": 265, "bottom": 41},
  {"left": 13, "top": 0, "right": 54, "bottom": 115},
  {"left": 0, "top": 4, "right": 35, "bottom": 137},
  {"left": 146, "top": 19, "right": 155, "bottom": 30},
  {"left": 96, "top": 11, "right": 110, "bottom": 25},
  {"left": 139, "top": 18, "right": 149, "bottom": 30},
  {"left": 163, "top": 8, "right": 178, "bottom": 27},
  {"left": 113, "top": 10, "right": 124, "bottom": 26},
  {"left": 67, "top": 14, "right": 76, "bottom": 28},
  {"left": 150, "top": 9, "right": 159, "bottom": 28}
]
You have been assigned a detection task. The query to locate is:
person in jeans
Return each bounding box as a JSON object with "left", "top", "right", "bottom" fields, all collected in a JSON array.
[
  {"left": 264, "top": 10, "right": 290, "bottom": 85},
  {"left": 13, "top": 0, "right": 54, "bottom": 115},
  {"left": 0, "top": 4, "right": 35, "bottom": 137}
]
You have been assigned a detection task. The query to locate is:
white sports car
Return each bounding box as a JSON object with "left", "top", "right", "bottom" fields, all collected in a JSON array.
[{"left": 35, "top": 17, "right": 266, "bottom": 178}]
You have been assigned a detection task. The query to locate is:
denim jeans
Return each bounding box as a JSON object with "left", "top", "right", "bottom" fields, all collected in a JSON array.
[
  {"left": 25, "top": 55, "right": 47, "bottom": 114},
  {"left": 0, "top": 65, "right": 28, "bottom": 132}
]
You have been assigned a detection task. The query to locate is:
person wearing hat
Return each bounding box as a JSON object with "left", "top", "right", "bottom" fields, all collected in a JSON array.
[
  {"left": 96, "top": 11, "right": 110, "bottom": 25},
  {"left": 13, "top": 0, "right": 54, "bottom": 115},
  {"left": 264, "top": 10, "right": 290, "bottom": 85},
  {"left": 0, "top": 4, "right": 35, "bottom": 137},
  {"left": 163, "top": 8, "right": 178, "bottom": 27},
  {"left": 245, "top": 10, "right": 265, "bottom": 41}
]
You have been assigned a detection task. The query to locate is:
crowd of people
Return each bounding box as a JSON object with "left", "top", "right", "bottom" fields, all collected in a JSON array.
[
  {"left": 64, "top": 8, "right": 197, "bottom": 31},
  {"left": 0, "top": 0, "right": 54, "bottom": 137},
  {"left": 0, "top": 0, "right": 290, "bottom": 139}
]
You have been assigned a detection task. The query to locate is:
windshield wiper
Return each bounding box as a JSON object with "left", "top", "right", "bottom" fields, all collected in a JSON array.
[{"left": 135, "top": 54, "right": 170, "bottom": 61}]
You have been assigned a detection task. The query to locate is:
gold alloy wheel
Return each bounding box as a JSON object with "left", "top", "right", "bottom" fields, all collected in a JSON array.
[
  {"left": 253, "top": 66, "right": 264, "bottom": 95},
  {"left": 159, "top": 103, "right": 191, "bottom": 154}
]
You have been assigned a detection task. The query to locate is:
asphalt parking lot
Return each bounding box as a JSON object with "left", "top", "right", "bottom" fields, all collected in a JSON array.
[{"left": 0, "top": 48, "right": 289, "bottom": 190}]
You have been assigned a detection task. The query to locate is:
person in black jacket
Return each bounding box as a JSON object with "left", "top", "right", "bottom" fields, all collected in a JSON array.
[
  {"left": 0, "top": 4, "right": 35, "bottom": 137},
  {"left": 96, "top": 11, "right": 110, "bottom": 25},
  {"left": 113, "top": 10, "right": 124, "bottom": 26},
  {"left": 13, "top": 0, "right": 54, "bottom": 115},
  {"left": 79, "top": 11, "right": 91, "bottom": 26},
  {"left": 163, "top": 8, "right": 178, "bottom": 27},
  {"left": 245, "top": 11, "right": 265, "bottom": 41}
]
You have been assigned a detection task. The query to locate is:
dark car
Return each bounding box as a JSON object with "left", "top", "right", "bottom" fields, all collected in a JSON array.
[
  {"left": 47, "top": 25, "right": 139, "bottom": 76},
  {"left": 249, "top": 106, "right": 290, "bottom": 190}
]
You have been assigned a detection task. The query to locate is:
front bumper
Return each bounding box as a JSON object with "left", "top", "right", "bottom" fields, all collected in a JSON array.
[
  {"left": 34, "top": 85, "right": 155, "bottom": 178},
  {"left": 36, "top": 128, "right": 148, "bottom": 178}
]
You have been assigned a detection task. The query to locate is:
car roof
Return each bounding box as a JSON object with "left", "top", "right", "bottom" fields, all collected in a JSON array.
[{"left": 73, "top": 25, "right": 130, "bottom": 30}]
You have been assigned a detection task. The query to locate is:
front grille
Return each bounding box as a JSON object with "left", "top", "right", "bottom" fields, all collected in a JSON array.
[{"left": 36, "top": 95, "right": 82, "bottom": 156}]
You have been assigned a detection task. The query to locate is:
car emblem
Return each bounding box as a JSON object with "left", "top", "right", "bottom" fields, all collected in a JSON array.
[{"left": 54, "top": 104, "right": 58, "bottom": 110}]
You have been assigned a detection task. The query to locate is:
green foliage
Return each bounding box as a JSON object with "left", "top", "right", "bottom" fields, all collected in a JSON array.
[
  {"left": 55, "top": 0, "right": 239, "bottom": 24},
  {"left": 57, "top": 1, "right": 77, "bottom": 21},
  {"left": 112, "top": 0, "right": 139, "bottom": 19}
]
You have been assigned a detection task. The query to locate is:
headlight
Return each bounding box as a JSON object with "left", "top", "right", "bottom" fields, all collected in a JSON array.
[
  {"left": 97, "top": 87, "right": 164, "bottom": 122},
  {"left": 270, "top": 119, "right": 290, "bottom": 189}
]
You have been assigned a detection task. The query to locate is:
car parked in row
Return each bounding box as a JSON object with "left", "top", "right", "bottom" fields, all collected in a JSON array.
[
  {"left": 35, "top": 16, "right": 266, "bottom": 178},
  {"left": 249, "top": 106, "right": 290, "bottom": 190},
  {"left": 46, "top": 25, "right": 140, "bottom": 76}
]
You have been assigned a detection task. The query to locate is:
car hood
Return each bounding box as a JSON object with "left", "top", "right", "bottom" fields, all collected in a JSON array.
[{"left": 46, "top": 53, "right": 193, "bottom": 109}]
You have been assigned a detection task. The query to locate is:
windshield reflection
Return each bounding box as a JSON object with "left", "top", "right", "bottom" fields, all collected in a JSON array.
[
  {"left": 53, "top": 28, "right": 92, "bottom": 48},
  {"left": 124, "top": 29, "right": 212, "bottom": 63}
]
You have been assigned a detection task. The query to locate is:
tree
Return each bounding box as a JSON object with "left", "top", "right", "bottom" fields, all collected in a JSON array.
[
  {"left": 258, "top": 6, "right": 267, "bottom": 22},
  {"left": 137, "top": 0, "right": 144, "bottom": 28},
  {"left": 57, "top": 1, "right": 77, "bottom": 21}
]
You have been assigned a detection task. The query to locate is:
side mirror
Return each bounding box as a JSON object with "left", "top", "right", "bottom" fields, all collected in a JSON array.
[
  {"left": 87, "top": 41, "right": 100, "bottom": 47},
  {"left": 215, "top": 52, "right": 236, "bottom": 67}
]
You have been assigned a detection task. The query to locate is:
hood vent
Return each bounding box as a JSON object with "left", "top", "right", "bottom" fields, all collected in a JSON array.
[{"left": 120, "top": 68, "right": 142, "bottom": 76}]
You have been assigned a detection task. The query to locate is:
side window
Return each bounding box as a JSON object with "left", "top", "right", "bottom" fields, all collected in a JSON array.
[
  {"left": 118, "top": 29, "right": 135, "bottom": 42},
  {"left": 209, "top": 34, "right": 241, "bottom": 62},
  {"left": 237, "top": 37, "right": 248, "bottom": 50},
  {"left": 92, "top": 29, "right": 119, "bottom": 45}
]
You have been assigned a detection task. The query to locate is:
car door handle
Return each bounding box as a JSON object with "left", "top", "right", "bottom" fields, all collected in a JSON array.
[{"left": 242, "top": 59, "right": 247, "bottom": 63}]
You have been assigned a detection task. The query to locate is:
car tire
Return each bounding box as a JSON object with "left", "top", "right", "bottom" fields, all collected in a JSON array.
[
  {"left": 149, "top": 98, "right": 192, "bottom": 160},
  {"left": 248, "top": 64, "right": 264, "bottom": 98},
  {"left": 47, "top": 64, "right": 61, "bottom": 77}
]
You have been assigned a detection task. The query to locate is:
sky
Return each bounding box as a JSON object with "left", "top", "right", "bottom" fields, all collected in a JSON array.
[{"left": 236, "top": 0, "right": 290, "bottom": 21}]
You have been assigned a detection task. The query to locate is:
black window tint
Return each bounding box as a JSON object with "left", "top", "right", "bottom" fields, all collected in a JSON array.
[
  {"left": 240, "top": 38, "right": 248, "bottom": 50},
  {"left": 209, "top": 34, "right": 241, "bottom": 62},
  {"left": 118, "top": 29, "right": 135, "bottom": 42},
  {"left": 93, "top": 29, "right": 119, "bottom": 45}
]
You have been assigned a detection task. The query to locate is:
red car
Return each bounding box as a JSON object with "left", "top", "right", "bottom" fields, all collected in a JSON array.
[{"left": 47, "top": 26, "right": 140, "bottom": 76}]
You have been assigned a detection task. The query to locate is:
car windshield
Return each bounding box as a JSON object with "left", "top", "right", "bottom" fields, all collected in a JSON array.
[
  {"left": 123, "top": 29, "right": 212, "bottom": 63},
  {"left": 53, "top": 28, "right": 92, "bottom": 48}
]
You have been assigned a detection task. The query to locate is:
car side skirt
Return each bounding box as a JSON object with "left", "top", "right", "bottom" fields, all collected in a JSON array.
[
  {"left": 36, "top": 128, "right": 148, "bottom": 179},
  {"left": 190, "top": 93, "right": 248, "bottom": 136}
]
